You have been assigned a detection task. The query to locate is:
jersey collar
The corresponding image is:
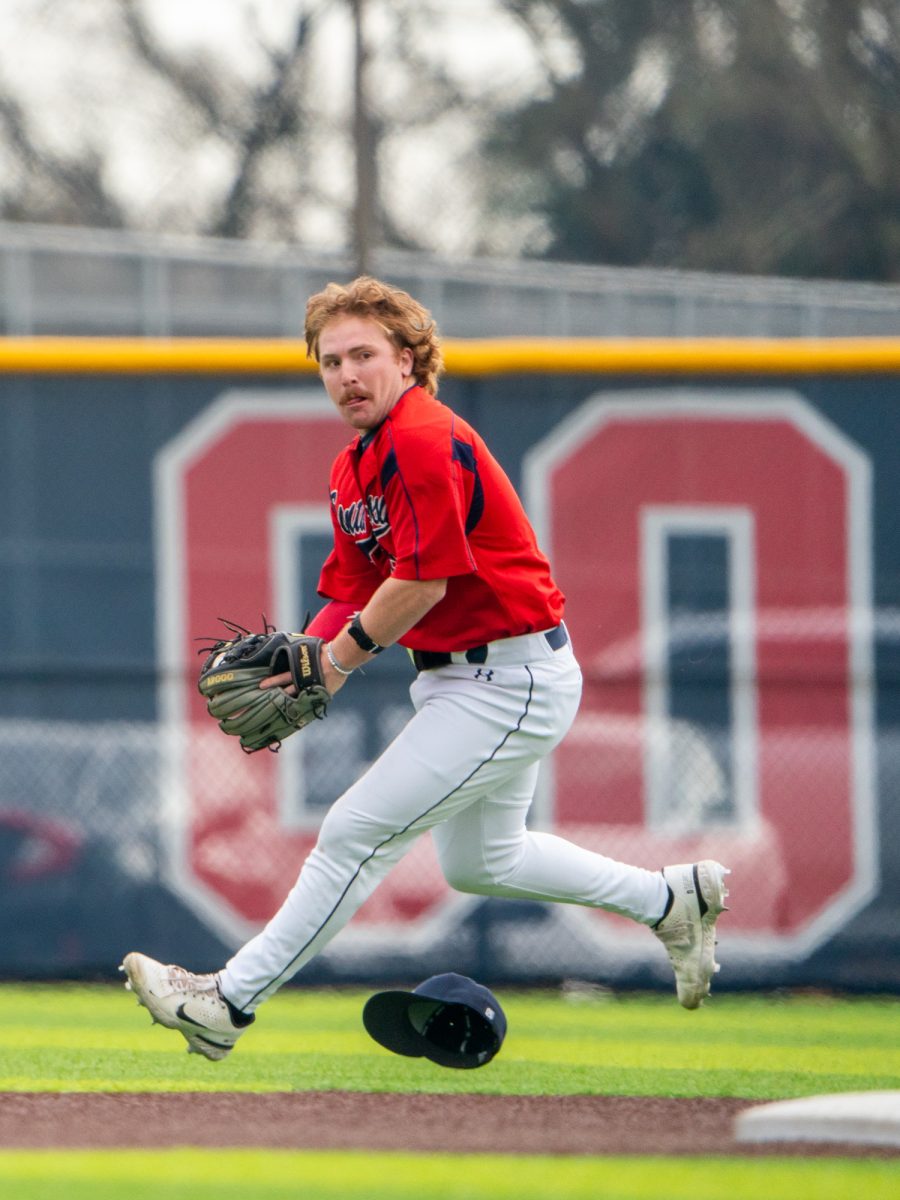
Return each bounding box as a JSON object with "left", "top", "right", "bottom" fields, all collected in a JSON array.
[{"left": 355, "top": 384, "right": 421, "bottom": 453}]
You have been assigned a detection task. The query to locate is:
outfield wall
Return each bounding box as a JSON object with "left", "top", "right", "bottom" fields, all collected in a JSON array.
[{"left": 1, "top": 337, "right": 899, "bottom": 991}]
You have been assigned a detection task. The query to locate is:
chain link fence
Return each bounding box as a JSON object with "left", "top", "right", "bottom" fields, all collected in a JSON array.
[{"left": 2, "top": 220, "right": 899, "bottom": 339}]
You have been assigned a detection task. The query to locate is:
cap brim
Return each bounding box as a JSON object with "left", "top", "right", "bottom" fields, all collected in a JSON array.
[{"left": 362, "top": 990, "right": 433, "bottom": 1058}]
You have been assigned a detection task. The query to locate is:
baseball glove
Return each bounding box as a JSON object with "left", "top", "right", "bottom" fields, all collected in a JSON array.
[{"left": 197, "top": 621, "right": 331, "bottom": 753}]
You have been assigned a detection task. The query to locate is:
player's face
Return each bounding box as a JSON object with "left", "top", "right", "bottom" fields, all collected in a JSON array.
[{"left": 318, "top": 315, "right": 415, "bottom": 432}]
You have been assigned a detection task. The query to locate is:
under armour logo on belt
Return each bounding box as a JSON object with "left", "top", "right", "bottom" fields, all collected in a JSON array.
[{"left": 474, "top": 668, "right": 494, "bottom": 681}]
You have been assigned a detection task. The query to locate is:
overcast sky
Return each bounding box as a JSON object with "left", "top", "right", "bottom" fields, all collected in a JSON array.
[{"left": 0, "top": 0, "right": 568, "bottom": 254}]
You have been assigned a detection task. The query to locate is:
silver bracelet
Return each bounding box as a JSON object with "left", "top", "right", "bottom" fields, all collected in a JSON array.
[{"left": 325, "top": 641, "right": 354, "bottom": 677}]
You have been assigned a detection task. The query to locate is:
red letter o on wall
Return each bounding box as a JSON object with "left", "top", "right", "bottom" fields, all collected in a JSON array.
[{"left": 525, "top": 390, "right": 876, "bottom": 955}]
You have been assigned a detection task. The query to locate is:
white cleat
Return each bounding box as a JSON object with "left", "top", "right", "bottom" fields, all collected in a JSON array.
[
  {"left": 119, "top": 951, "right": 253, "bottom": 1061},
  {"left": 653, "top": 861, "right": 730, "bottom": 1009}
]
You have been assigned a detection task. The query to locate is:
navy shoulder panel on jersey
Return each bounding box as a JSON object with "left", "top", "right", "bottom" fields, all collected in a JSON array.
[{"left": 452, "top": 436, "right": 484, "bottom": 534}]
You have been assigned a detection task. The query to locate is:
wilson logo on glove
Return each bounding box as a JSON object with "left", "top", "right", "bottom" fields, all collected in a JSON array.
[{"left": 297, "top": 645, "right": 314, "bottom": 680}]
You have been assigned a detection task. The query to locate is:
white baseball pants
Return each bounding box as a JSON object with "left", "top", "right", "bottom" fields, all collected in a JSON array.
[{"left": 219, "top": 628, "right": 668, "bottom": 1012}]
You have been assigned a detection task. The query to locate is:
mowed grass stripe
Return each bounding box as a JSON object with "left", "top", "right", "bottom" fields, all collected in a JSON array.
[
  {"left": 3, "top": 1068, "right": 896, "bottom": 1100},
  {"left": 0, "top": 1149, "right": 898, "bottom": 1200},
  {"left": 4, "top": 984, "right": 896, "bottom": 1038},
  {"left": 4, "top": 1024, "right": 897, "bottom": 1076},
  {"left": 1, "top": 981, "right": 896, "bottom": 1031}
]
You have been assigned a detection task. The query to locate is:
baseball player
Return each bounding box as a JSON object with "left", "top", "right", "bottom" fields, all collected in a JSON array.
[{"left": 121, "top": 277, "right": 729, "bottom": 1059}]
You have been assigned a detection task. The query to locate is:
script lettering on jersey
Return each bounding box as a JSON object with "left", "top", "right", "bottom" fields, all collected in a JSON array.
[
  {"left": 332, "top": 489, "right": 392, "bottom": 566},
  {"left": 333, "top": 491, "right": 368, "bottom": 538},
  {"left": 366, "top": 494, "right": 389, "bottom": 539}
]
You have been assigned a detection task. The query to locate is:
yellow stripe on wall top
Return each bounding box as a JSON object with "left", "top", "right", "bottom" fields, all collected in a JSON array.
[{"left": 0, "top": 336, "right": 899, "bottom": 375}]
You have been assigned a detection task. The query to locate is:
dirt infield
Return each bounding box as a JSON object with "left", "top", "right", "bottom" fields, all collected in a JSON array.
[{"left": 1, "top": 1092, "right": 897, "bottom": 1157}]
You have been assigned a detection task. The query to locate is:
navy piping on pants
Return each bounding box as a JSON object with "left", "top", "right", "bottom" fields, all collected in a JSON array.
[{"left": 244, "top": 666, "right": 537, "bottom": 1007}]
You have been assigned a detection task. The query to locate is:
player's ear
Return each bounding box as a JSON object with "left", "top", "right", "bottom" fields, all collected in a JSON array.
[{"left": 398, "top": 345, "right": 415, "bottom": 376}]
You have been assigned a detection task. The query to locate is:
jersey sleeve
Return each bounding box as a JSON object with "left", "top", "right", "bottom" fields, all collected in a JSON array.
[
  {"left": 304, "top": 599, "right": 358, "bottom": 639},
  {"left": 384, "top": 421, "right": 477, "bottom": 582},
  {"left": 317, "top": 541, "right": 382, "bottom": 604}
]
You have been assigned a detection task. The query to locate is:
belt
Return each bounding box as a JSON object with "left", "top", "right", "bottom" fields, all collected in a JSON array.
[{"left": 412, "top": 624, "right": 568, "bottom": 672}]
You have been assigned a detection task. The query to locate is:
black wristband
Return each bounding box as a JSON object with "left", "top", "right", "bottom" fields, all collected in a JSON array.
[{"left": 347, "top": 615, "right": 384, "bottom": 655}]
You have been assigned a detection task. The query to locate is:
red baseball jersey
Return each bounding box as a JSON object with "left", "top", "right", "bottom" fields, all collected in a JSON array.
[{"left": 317, "top": 386, "right": 564, "bottom": 650}]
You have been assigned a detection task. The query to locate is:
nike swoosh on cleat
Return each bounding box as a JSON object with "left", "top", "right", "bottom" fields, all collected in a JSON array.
[
  {"left": 175, "top": 1003, "right": 233, "bottom": 1049},
  {"left": 175, "top": 1003, "right": 219, "bottom": 1031}
]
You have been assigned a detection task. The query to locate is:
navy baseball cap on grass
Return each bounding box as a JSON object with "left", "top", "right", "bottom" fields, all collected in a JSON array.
[{"left": 362, "top": 973, "right": 507, "bottom": 1069}]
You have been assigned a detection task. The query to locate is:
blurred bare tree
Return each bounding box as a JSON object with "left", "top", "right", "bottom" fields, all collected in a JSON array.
[
  {"left": 0, "top": 0, "right": 472, "bottom": 266},
  {"left": 119, "top": 0, "right": 316, "bottom": 239},
  {"left": 0, "top": 0, "right": 897, "bottom": 280},
  {"left": 0, "top": 69, "right": 127, "bottom": 227}
]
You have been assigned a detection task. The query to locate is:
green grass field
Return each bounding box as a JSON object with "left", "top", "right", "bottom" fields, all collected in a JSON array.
[{"left": 0, "top": 983, "right": 897, "bottom": 1199}]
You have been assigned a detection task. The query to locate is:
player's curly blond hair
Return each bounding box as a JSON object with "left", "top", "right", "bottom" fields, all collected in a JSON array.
[{"left": 305, "top": 276, "right": 445, "bottom": 395}]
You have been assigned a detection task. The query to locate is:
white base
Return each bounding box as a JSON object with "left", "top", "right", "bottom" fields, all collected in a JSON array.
[{"left": 735, "top": 1091, "right": 900, "bottom": 1148}]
